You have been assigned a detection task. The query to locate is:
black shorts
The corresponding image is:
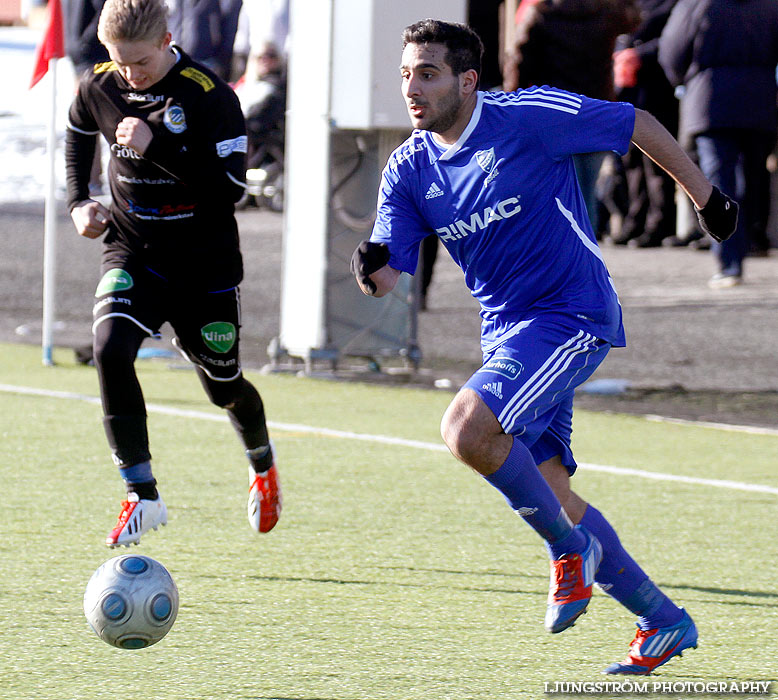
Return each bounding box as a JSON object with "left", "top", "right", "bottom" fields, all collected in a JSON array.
[{"left": 92, "top": 260, "right": 243, "bottom": 382}]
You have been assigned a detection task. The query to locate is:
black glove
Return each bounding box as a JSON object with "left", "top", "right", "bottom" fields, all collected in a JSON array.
[
  {"left": 695, "top": 186, "right": 739, "bottom": 243},
  {"left": 350, "top": 240, "right": 390, "bottom": 295}
]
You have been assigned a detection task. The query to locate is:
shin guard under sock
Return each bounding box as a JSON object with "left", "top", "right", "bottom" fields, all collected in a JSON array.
[
  {"left": 485, "top": 437, "right": 584, "bottom": 551},
  {"left": 580, "top": 505, "right": 682, "bottom": 629}
]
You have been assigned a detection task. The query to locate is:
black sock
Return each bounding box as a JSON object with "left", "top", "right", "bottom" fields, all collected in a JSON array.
[
  {"left": 127, "top": 479, "right": 159, "bottom": 501},
  {"left": 246, "top": 445, "right": 273, "bottom": 473}
]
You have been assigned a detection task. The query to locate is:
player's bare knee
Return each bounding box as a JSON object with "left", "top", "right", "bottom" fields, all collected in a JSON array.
[
  {"left": 441, "top": 390, "right": 496, "bottom": 464},
  {"left": 440, "top": 418, "right": 478, "bottom": 463},
  {"left": 440, "top": 396, "right": 467, "bottom": 459}
]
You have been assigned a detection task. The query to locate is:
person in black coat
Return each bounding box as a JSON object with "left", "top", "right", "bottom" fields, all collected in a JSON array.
[
  {"left": 166, "top": 0, "right": 243, "bottom": 81},
  {"left": 610, "top": 0, "right": 680, "bottom": 247},
  {"left": 64, "top": 0, "right": 110, "bottom": 194},
  {"left": 503, "top": 0, "right": 640, "bottom": 234},
  {"left": 64, "top": 0, "right": 109, "bottom": 77},
  {"left": 660, "top": 0, "right": 778, "bottom": 286}
]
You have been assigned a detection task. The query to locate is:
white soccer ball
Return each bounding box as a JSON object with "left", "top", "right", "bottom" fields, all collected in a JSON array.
[{"left": 83, "top": 554, "right": 179, "bottom": 649}]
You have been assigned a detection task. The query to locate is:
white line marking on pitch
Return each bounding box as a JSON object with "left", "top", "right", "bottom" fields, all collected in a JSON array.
[{"left": 2, "top": 383, "right": 777, "bottom": 496}]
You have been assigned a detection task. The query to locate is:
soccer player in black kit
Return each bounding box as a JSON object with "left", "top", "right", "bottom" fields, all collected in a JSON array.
[{"left": 66, "top": 0, "right": 281, "bottom": 547}]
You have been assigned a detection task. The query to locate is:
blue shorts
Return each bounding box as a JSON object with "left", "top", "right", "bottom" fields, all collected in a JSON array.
[{"left": 463, "top": 317, "right": 610, "bottom": 474}]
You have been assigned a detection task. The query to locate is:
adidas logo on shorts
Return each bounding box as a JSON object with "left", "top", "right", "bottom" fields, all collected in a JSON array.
[{"left": 482, "top": 381, "right": 503, "bottom": 400}]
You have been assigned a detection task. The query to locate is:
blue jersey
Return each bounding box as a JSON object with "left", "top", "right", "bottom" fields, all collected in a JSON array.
[{"left": 370, "top": 87, "right": 635, "bottom": 351}]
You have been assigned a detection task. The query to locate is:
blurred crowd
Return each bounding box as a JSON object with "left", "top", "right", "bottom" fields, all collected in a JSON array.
[
  {"left": 63, "top": 0, "right": 289, "bottom": 206},
  {"left": 59, "top": 0, "right": 777, "bottom": 291},
  {"left": 500, "top": 0, "right": 778, "bottom": 291},
  {"left": 440, "top": 0, "right": 777, "bottom": 295},
  {"left": 64, "top": 0, "right": 288, "bottom": 84}
]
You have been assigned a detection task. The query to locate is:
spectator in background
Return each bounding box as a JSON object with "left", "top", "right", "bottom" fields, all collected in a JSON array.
[
  {"left": 467, "top": 0, "right": 503, "bottom": 90},
  {"left": 234, "top": 39, "right": 286, "bottom": 170},
  {"left": 236, "top": 41, "right": 285, "bottom": 126},
  {"left": 232, "top": 0, "right": 288, "bottom": 87},
  {"left": 64, "top": 0, "right": 109, "bottom": 77},
  {"left": 611, "top": 0, "right": 679, "bottom": 248},
  {"left": 503, "top": 0, "right": 640, "bottom": 234},
  {"left": 166, "top": 0, "right": 243, "bottom": 80},
  {"left": 235, "top": 0, "right": 288, "bottom": 60},
  {"left": 64, "top": 0, "right": 109, "bottom": 195},
  {"left": 659, "top": 0, "right": 778, "bottom": 288}
]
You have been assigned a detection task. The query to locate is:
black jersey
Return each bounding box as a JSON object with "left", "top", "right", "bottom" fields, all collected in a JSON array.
[{"left": 66, "top": 47, "right": 247, "bottom": 290}]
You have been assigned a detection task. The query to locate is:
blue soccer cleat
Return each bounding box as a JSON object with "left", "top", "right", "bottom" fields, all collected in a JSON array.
[
  {"left": 604, "top": 608, "right": 698, "bottom": 675},
  {"left": 544, "top": 527, "right": 603, "bottom": 633}
]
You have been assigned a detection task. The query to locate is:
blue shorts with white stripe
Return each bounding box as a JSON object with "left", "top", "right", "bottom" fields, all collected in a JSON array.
[{"left": 463, "top": 315, "right": 610, "bottom": 474}]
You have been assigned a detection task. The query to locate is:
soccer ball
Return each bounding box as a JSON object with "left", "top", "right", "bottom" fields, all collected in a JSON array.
[{"left": 83, "top": 554, "right": 179, "bottom": 649}]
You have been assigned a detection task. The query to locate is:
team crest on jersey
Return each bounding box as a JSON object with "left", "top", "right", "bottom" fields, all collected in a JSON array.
[
  {"left": 475, "top": 147, "right": 503, "bottom": 187},
  {"left": 163, "top": 105, "right": 187, "bottom": 133}
]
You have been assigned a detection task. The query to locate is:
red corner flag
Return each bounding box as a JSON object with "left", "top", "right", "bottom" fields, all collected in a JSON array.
[{"left": 30, "top": 0, "right": 65, "bottom": 89}]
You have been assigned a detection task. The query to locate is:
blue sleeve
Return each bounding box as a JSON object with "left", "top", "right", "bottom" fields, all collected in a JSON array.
[
  {"left": 540, "top": 97, "right": 635, "bottom": 160},
  {"left": 369, "top": 164, "right": 433, "bottom": 276}
]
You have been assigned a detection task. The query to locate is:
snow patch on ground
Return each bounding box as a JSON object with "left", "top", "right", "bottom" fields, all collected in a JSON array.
[{"left": 0, "top": 26, "right": 76, "bottom": 204}]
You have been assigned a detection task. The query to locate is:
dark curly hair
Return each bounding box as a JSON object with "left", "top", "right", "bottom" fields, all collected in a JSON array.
[{"left": 402, "top": 19, "right": 484, "bottom": 86}]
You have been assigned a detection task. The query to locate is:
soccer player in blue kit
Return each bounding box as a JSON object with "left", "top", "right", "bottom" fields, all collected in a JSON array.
[{"left": 351, "top": 19, "right": 738, "bottom": 675}]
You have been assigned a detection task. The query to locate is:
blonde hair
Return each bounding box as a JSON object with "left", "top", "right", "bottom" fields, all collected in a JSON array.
[{"left": 97, "top": 0, "right": 168, "bottom": 45}]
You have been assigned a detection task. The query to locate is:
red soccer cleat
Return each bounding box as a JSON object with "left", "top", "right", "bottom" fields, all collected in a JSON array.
[
  {"left": 247, "top": 463, "right": 282, "bottom": 533},
  {"left": 605, "top": 609, "right": 698, "bottom": 675},
  {"left": 544, "top": 528, "right": 602, "bottom": 633}
]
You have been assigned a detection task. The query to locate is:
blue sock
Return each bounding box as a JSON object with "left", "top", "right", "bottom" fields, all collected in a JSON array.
[
  {"left": 119, "top": 460, "right": 153, "bottom": 486},
  {"left": 485, "top": 437, "right": 585, "bottom": 551},
  {"left": 580, "top": 506, "right": 682, "bottom": 629},
  {"left": 544, "top": 525, "right": 594, "bottom": 559}
]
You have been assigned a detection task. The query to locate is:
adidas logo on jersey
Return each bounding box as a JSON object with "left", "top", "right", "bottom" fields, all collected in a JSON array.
[{"left": 425, "top": 182, "right": 444, "bottom": 199}]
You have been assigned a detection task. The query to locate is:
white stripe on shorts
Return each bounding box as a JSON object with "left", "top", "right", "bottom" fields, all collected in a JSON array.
[{"left": 498, "top": 330, "right": 598, "bottom": 433}]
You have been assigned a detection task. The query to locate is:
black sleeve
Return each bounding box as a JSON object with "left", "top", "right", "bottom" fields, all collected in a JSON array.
[
  {"left": 65, "top": 84, "right": 101, "bottom": 211},
  {"left": 65, "top": 129, "right": 98, "bottom": 211}
]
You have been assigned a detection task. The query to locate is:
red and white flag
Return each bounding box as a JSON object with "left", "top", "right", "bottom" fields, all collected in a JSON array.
[{"left": 30, "top": 0, "right": 65, "bottom": 89}]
